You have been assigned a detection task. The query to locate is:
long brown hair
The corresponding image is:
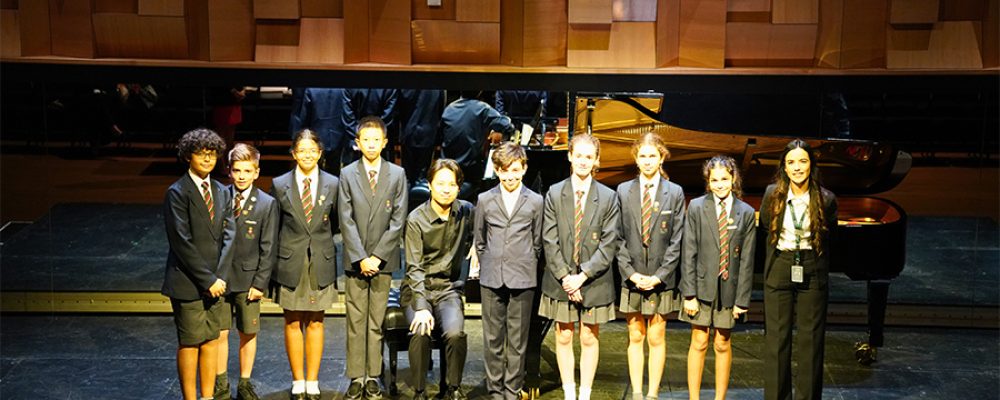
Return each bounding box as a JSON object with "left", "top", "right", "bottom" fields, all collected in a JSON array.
[
  {"left": 630, "top": 132, "right": 670, "bottom": 178},
  {"left": 568, "top": 134, "right": 601, "bottom": 173},
  {"left": 702, "top": 155, "right": 743, "bottom": 199},
  {"left": 766, "top": 139, "right": 828, "bottom": 253}
]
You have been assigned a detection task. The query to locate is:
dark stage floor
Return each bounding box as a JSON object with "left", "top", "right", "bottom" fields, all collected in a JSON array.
[{"left": 0, "top": 315, "right": 997, "bottom": 400}]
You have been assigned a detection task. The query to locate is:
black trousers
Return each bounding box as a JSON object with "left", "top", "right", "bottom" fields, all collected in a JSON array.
[
  {"left": 481, "top": 286, "right": 534, "bottom": 400},
  {"left": 401, "top": 145, "right": 434, "bottom": 184},
  {"left": 405, "top": 290, "right": 467, "bottom": 392},
  {"left": 764, "top": 250, "right": 828, "bottom": 400}
]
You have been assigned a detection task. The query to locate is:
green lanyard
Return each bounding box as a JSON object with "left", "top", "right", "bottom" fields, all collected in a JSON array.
[{"left": 787, "top": 199, "right": 808, "bottom": 265}]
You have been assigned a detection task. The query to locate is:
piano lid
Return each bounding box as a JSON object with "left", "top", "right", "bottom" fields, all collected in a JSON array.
[{"left": 573, "top": 92, "right": 911, "bottom": 195}]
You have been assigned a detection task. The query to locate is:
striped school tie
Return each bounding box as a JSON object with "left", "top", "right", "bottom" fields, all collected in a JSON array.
[
  {"left": 718, "top": 199, "right": 730, "bottom": 280},
  {"left": 574, "top": 190, "right": 585, "bottom": 265},
  {"left": 369, "top": 169, "right": 377, "bottom": 194},
  {"left": 233, "top": 192, "right": 243, "bottom": 219},
  {"left": 302, "top": 178, "right": 313, "bottom": 224},
  {"left": 201, "top": 181, "right": 214, "bottom": 222},
  {"left": 641, "top": 183, "right": 653, "bottom": 247}
]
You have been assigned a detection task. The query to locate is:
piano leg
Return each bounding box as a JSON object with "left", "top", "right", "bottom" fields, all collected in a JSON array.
[{"left": 855, "top": 280, "right": 890, "bottom": 365}]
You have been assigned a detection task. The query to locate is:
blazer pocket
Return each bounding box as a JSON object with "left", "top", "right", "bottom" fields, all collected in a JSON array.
[
  {"left": 278, "top": 246, "right": 294, "bottom": 259},
  {"left": 323, "top": 245, "right": 335, "bottom": 260},
  {"left": 241, "top": 260, "right": 258, "bottom": 271},
  {"left": 658, "top": 217, "right": 670, "bottom": 234}
]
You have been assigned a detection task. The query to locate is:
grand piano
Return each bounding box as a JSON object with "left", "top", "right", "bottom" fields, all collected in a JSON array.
[{"left": 518, "top": 92, "right": 908, "bottom": 368}]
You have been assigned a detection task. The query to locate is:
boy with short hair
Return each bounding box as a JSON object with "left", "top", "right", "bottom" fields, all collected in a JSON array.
[
  {"left": 338, "top": 116, "right": 408, "bottom": 400},
  {"left": 473, "top": 142, "right": 544, "bottom": 400},
  {"left": 162, "top": 128, "right": 234, "bottom": 400},
  {"left": 214, "top": 143, "right": 278, "bottom": 400}
]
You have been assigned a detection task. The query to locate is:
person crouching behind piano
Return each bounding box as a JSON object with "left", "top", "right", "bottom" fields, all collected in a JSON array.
[
  {"left": 616, "top": 133, "right": 685, "bottom": 400},
  {"left": 539, "top": 134, "right": 620, "bottom": 400},
  {"left": 270, "top": 129, "right": 340, "bottom": 400},
  {"left": 760, "top": 140, "right": 837, "bottom": 400},
  {"left": 472, "top": 142, "right": 544, "bottom": 400},
  {"left": 403, "top": 159, "right": 476, "bottom": 400},
  {"left": 679, "top": 155, "right": 756, "bottom": 400}
]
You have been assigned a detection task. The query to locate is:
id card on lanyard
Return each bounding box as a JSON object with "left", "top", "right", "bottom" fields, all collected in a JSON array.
[{"left": 788, "top": 200, "right": 807, "bottom": 283}]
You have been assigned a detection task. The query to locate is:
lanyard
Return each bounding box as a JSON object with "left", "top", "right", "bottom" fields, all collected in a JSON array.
[{"left": 787, "top": 199, "right": 807, "bottom": 265}]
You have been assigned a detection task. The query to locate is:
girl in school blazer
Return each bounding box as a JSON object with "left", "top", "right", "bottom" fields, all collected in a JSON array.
[
  {"left": 540, "top": 134, "right": 620, "bottom": 400},
  {"left": 270, "top": 129, "right": 340, "bottom": 400},
  {"left": 615, "top": 132, "right": 685, "bottom": 400},
  {"left": 679, "top": 155, "right": 756, "bottom": 400}
]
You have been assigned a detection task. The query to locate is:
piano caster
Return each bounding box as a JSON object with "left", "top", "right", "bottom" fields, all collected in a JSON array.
[{"left": 854, "top": 341, "right": 878, "bottom": 366}]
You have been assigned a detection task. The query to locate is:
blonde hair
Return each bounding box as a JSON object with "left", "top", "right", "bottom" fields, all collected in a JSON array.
[
  {"left": 568, "top": 134, "right": 601, "bottom": 173},
  {"left": 228, "top": 142, "right": 261, "bottom": 167},
  {"left": 630, "top": 132, "right": 670, "bottom": 177}
]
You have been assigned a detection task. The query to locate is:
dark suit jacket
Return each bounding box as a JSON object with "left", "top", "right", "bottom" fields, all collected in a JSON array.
[
  {"left": 162, "top": 175, "right": 235, "bottom": 301},
  {"left": 338, "top": 159, "right": 408, "bottom": 273},
  {"left": 270, "top": 170, "right": 340, "bottom": 289},
  {"left": 397, "top": 89, "right": 444, "bottom": 148},
  {"left": 615, "top": 177, "right": 685, "bottom": 290},
  {"left": 223, "top": 186, "right": 278, "bottom": 293},
  {"left": 680, "top": 195, "right": 757, "bottom": 308},
  {"left": 757, "top": 183, "right": 838, "bottom": 281},
  {"left": 290, "top": 88, "right": 347, "bottom": 152},
  {"left": 474, "top": 185, "right": 544, "bottom": 290},
  {"left": 439, "top": 98, "right": 515, "bottom": 177},
  {"left": 541, "top": 178, "right": 621, "bottom": 308},
  {"left": 495, "top": 90, "right": 548, "bottom": 118}
]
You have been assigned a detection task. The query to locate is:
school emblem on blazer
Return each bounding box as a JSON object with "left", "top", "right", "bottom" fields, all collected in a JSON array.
[
  {"left": 591, "top": 232, "right": 599, "bottom": 243},
  {"left": 318, "top": 194, "right": 326, "bottom": 206},
  {"left": 245, "top": 220, "right": 257, "bottom": 239},
  {"left": 653, "top": 201, "right": 660, "bottom": 212},
  {"left": 385, "top": 199, "right": 392, "bottom": 212}
]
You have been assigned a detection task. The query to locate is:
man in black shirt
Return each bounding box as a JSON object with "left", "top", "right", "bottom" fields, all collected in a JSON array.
[{"left": 402, "top": 158, "right": 476, "bottom": 400}]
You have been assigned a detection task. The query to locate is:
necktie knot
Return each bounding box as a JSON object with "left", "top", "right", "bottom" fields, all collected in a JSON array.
[
  {"left": 303, "top": 177, "right": 311, "bottom": 186},
  {"left": 576, "top": 190, "right": 584, "bottom": 200}
]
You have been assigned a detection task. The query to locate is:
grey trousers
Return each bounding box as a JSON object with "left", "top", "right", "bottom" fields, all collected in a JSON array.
[
  {"left": 345, "top": 272, "right": 392, "bottom": 379},
  {"left": 481, "top": 286, "right": 535, "bottom": 400}
]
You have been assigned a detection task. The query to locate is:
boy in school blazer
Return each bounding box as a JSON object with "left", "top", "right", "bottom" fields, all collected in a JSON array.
[
  {"left": 162, "top": 128, "right": 234, "bottom": 400},
  {"left": 271, "top": 129, "right": 340, "bottom": 400},
  {"left": 472, "top": 142, "right": 544, "bottom": 400},
  {"left": 214, "top": 143, "right": 278, "bottom": 400},
  {"left": 338, "top": 116, "right": 408, "bottom": 400}
]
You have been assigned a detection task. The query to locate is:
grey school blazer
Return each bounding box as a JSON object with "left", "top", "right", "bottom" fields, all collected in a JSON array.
[
  {"left": 270, "top": 169, "right": 340, "bottom": 289},
  {"left": 223, "top": 186, "right": 278, "bottom": 293},
  {"left": 338, "top": 159, "right": 408, "bottom": 273},
  {"left": 679, "top": 194, "right": 756, "bottom": 309},
  {"left": 615, "top": 177, "right": 685, "bottom": 290},
  {"left": 162, "top": 175, "right": 235, "bottom": 301},
  {"left": 474, "top": 185, "right": 544, "bottom": 290},
  {"left": 541, "top": 178, "right": 621, "bottom": 308}
]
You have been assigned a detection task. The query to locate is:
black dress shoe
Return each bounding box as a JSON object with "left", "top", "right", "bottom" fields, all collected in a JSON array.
[
  {"left": 290, "top": 392, "right": 307, "bottom": 400},
  {"left": 305, "top": 393, "right": 321, "bottom": 400},
  {"left": 412, "top": 390, "right": 427, "bottom": 400},
  {"left": 445, "top": 386, "right": 467, "bottom": 400},
  {"left": 346, "top": 379, "right": 364, "bottom": 400},
  {"left": 214, "top": 375, "right": 231, "bottom": 400},
  {"left": 236, "top": 380, "right": 261, "bottom": 400},
  {"left": 364, "top": 379, "right": 384, "bottom": 400}
]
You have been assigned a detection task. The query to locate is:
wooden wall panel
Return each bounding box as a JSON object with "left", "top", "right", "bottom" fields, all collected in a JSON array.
[
  {"left": 411, "top": 20, "right": 500, "bottom": 64},
  {"left": 887, "top": 21, "right": 983, "bottom": 68},
  {"left": 523, "top": 0, "right": 567, "bottom": 66},
  {"left": 412, "top": 0, "right": 454, "bottom": 20},
  {"left": 343, "top": 0, "right": 368, "bottom": 62},
  {"left": 678, "top": 0, "right": 725, "bottom": 68},
  {"left": 500, "top": 0, "right": 524, "bottom": 65},
  {"left": 457, "top": 0, "right": 498, "bottom": 22},
  {"left": 613, "top": 0, "right": 657, "bottom": 21},
  {"left": 772, "top": 0, "right": 818, "bottom": 23},
  {"left": 939, "top": 0, "right": 985, "bottom": 20},
  {"left": 2, "top": 10, "right": 20, "bottom": 57},
  {"left": 570, "top": 0, "right": 612, "bottom": 24},
  {"left": 255, "top": 20, "right": 299, "bottom": 62},
  {"left": 297, "top": 18, "right": 344, "bottom": 63},
  {"left": 814, "top": 0, "right": 843, "bottom": 67},
  {"left": 18, "top": 0, "right": 50, "bottom": 56},
  {"left": 568, "top": 22, "right": 656, "bottom": 68},
  {"left": 1, "top": 0, "right": 18, "bottom": 9},
  {"left": 726, "top": 22, "right": 817, "bottom": 66},
  {"left": 656, "top": 0, "right": 679, "bottom": 66},
  {"left": 369, "top": 0, "right": 410, "bottom": 64},
  {"left": 984, "top": 0, "right": 997, "bottom": 67},
  {"left": 139, "top": 0, "right": 183, "bottom": 16},
  {"left": 840, "top": 0, "right": 888, "bottom": 68},
  {"left": 93, "top": 13, "right": 188, "bottom": 58},
  {"left": 301, "top": 0, "right": 342, "bottom": 18},
  {"left": 890, "top": 0, "right": 939, "bottom": 24},
  {"left": 728, "top": 0, "right": 770, "bottom": 21},
  {"left": 186, "top": 0, "right": 254, "bottom": 61},
  {"left": 95, "top": 0, "right": 137, "bottom": 13},
  {"left": 49, "top": 0, "right": 96, "bottom": 58},
  {"left": 253, "top": 0, "right": 298, "bottom": 19}
]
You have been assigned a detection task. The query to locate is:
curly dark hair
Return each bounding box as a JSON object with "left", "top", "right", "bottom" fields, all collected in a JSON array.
[{"left": 177, "top": 128, "right": 226, "bottom": 161}]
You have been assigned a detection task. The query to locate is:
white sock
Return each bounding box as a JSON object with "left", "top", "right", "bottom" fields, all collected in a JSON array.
[
  {"left": 578, "top": 386, "right": 592, "bottom": 400},
  {"left": 563, "top": 384, "right": 576, "bottom": 400},
  {"left": 306, "top": 380, "right": 320, "bottom": 395},
  {"left": 291, "top": 380, "right": 305, "bottom": 394}
]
